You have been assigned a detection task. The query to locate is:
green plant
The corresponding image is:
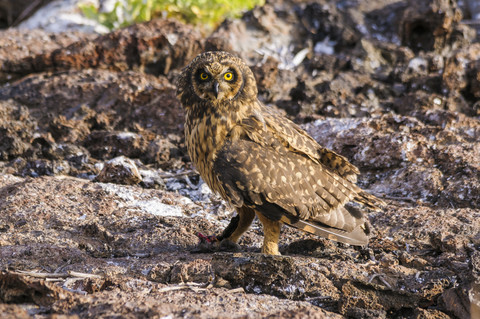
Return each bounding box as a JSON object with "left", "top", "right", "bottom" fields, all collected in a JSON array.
[{"left": 79, "top": 0, "right": 264, "bottom": 31}]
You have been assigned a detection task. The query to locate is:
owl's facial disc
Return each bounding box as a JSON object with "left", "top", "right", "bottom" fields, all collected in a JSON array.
[{"left": 194, "top": 63, "right": 241, "bottom": 102}]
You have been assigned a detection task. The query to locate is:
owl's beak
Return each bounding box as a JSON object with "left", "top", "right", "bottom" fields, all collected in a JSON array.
[{"left": 213, "top": 81, "right": 220, "bottom": 98}]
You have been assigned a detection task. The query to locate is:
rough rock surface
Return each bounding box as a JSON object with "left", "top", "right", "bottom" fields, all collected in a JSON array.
[{"left": 0, "top": 0, "right": 479, "bottom": 318}]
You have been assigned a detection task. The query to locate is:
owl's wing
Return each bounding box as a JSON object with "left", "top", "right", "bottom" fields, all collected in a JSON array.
[
  {"left": 213, "top": 129, "right": 370, "bottom": 245},
  {"left": 242, "top": 107, "right": 383, "bottom": 210},
  {"left": 260, "top": 106, "right": 360, "bottom": 183}
]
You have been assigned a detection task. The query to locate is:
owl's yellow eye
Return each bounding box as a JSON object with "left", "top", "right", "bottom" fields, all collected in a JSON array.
[
  {"left": 200, "top": 72, "right": 209, "bottom": 80},
  {"left": 224, "top": 72, "right": 234, "bottom": 81}
]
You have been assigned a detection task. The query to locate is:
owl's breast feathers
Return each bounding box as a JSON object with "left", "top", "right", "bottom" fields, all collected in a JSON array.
[
  {"left": 185, "top": 99, "right": 384, "bottom": 234},
  {"left": 183, "top": 97, "right": 257, "bottom": 194}
]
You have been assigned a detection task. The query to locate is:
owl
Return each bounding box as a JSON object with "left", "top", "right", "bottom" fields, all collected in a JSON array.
[{"left": 176, "top": 51, "right": 384, "bottom": 255}]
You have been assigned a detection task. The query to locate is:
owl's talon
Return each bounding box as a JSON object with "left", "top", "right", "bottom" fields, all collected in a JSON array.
[
  {"left": 191, "top": 234, "right": 241, "bottom": 253},
  {"left": 190, "top": 232, "right": 219, "bottom": 253}
]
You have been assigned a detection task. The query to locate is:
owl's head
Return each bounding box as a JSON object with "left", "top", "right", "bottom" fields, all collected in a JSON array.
[{"left": 177, "top": 51, "right": 258, "bottom": 107}]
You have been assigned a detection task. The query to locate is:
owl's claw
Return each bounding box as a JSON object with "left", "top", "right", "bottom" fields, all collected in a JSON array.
[
  {"left": 191, "top": 233, "right": 241, "bottom": 253},
  {"left": 190, "top": 232, "right": 219, "bottom": 253}
]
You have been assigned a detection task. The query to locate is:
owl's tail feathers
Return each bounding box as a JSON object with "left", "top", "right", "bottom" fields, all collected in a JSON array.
[
  {"left": 355, "top": 190, "right": 386, "bottom": 212},
  {"left": 280, "top": 216, "right": 369, "bottom": 246}
]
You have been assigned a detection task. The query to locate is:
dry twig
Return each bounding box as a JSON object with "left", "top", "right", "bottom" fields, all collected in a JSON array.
[{"left": 15, "top": 270, "right": 102, "bottom": 280}]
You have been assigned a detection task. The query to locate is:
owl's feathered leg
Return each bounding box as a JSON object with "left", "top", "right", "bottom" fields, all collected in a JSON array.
[
  {"left": 214, "top": 206, "right": 255, "bottom": 251},
  {"left": 256, "top": 212, "right": 281, "bottom": 255},
  {"left": 225, "top": 206, "right": 256, "bottom": 243}
]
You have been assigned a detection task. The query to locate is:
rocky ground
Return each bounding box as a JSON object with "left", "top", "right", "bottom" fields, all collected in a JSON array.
[{"left": 0, "top": 0, "right": 479, "bottom": 318}]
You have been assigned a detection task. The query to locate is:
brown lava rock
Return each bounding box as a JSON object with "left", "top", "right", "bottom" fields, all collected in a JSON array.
[
  {"left": 95, "top": 156, "right": 142, "bottom": 185},
  {"left": 0, "top": 19, "right": 203, "bottom": 82}
]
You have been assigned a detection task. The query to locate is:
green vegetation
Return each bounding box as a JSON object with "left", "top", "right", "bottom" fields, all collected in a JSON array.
[{"left": 79, "top": 0, "right": 264, "bottom": 31}]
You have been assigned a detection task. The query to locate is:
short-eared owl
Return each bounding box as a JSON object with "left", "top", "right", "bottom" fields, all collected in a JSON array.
[{"left": 176, "top": 51, "right": 384, "bottom": 255}]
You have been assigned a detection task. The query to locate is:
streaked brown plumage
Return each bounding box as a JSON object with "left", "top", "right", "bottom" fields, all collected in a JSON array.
[{"left": 177, "top": 51, "right": 384, "bottom": 255}]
